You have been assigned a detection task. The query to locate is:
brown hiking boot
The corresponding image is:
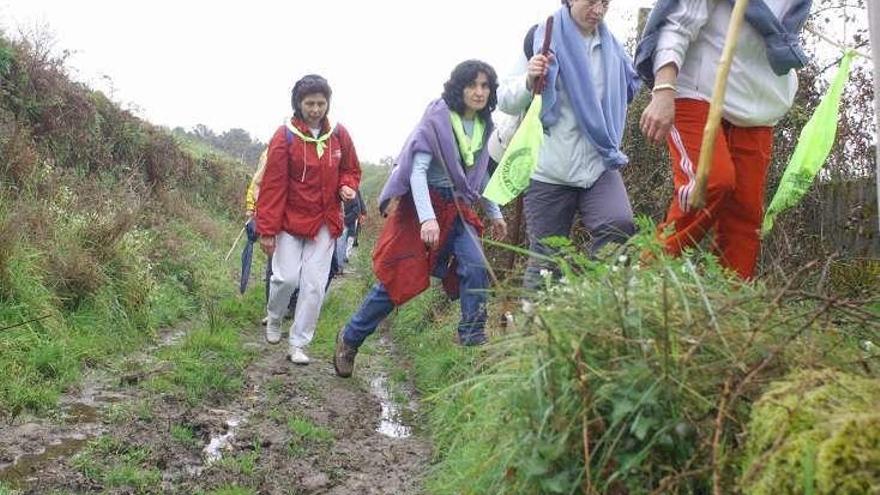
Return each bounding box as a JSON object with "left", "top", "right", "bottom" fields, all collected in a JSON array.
[{"left": 334, "top": 329, "right": 358, "bottom": 378}]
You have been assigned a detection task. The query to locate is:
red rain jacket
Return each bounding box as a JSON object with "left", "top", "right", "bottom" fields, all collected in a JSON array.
[{"left": 256, "top": 117, "right": 361, "bottom": 239}]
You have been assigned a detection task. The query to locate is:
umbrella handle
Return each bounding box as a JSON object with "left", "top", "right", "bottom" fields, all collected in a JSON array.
[
  {"left": 533, "top": 16, "right": 555, "bottom": 96},
  {"left": 224, "top": 225, "right": 247, "bottom": 262}
]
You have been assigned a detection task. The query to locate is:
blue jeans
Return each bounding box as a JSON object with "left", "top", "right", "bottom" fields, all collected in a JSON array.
[
  {"left": 343, "top": 217, "right": 489, "bottom": 347},
  {"left": 334, "top": 226, "right": 350, "bottom": 272}
]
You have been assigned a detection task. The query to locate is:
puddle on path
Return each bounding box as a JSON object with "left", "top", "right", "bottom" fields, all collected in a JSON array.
[
  {"left": 203, "top": 417, "right": 243, "bottom": 464},
  {"left": 0, "top": 435, "right": 89, "bottom": 488},
  {"left": 0, "top": 401, "right": 112, "bottom": 489},
  {"left": 369, "top": 374, "right": 412, "bottom": 439},
  {"left": 63, "top": 402, "right": 100, "bottom": 424}
]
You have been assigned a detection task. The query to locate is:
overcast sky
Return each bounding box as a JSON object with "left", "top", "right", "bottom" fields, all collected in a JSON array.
[{"left": 0, "top": 0, "right": 653, "bottom": 163}]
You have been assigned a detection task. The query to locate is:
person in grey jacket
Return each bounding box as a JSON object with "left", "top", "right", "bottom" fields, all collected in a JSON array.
[{"left": 498, "top": 0, "right": 640, "bottom": 290}]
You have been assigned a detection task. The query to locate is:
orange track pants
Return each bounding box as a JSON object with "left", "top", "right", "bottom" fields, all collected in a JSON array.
[{"left": 659, "top": 99, "right": 773, "bottom": 280}]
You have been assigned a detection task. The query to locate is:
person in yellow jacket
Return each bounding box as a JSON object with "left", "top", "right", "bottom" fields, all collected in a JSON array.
[
  {"left": 245, "top": 148, "right": 288, "bottom": 324},
  {"left": 245, "top": 148, "right": 269, "bottom": 218}
]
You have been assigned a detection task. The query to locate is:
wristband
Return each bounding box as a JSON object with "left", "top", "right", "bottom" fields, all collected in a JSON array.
[{"left": 652, "top": 83, "right": 678, "bottom": 94}]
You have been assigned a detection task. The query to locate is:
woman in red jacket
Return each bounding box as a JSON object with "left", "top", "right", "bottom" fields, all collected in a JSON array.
[{"left": 256, "top": 74, "right": 361, "bottom": 365}]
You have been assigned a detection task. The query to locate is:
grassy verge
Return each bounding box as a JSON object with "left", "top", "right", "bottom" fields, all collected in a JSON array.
[
  {"left": 0, "top": 210, "right": 252, "bottom": 418},
  {"left": 386, "top": 228, "right": 877, "bottom": 494},
  {"left": 0, "top": 31, "right": 251, "bottom": 420}
]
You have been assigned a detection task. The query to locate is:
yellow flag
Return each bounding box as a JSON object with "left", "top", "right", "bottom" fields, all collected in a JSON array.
[
  {"left": 762, "top": 51, "right": 855, "bottom": 236},
  {"left": 483, "top": 95, "right": 544, "bottom": 205}
]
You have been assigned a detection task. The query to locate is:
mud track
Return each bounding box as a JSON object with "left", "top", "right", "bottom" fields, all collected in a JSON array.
[{"left": 0, "top": 302, "right": 430, "bottom": 494}]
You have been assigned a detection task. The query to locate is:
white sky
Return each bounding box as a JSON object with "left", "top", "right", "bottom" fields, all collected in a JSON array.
[{"left": 0, "top": 0, "right": 652, "bottom": 163}]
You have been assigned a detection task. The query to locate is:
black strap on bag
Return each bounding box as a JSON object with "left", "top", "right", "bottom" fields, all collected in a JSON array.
[{"left": 524, "top": 24, "right": 538, "bottom": 60}]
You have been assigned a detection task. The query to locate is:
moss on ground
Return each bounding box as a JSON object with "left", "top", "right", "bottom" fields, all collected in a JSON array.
[{"left": 741, "top": 369, "right": 880, "bottom": 495}]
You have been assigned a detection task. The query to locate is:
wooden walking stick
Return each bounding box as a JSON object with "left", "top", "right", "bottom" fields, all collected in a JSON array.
[
  {"left": 690, "top": 0, "right": 751, "bottom": 210},
  {"left": 224, "top": 224, "right": 247, "bottom": 262},
  {"left": 533, "top": 16, "right": 555, "bottom": 94},
  {"left": 506, "top": 15, "right": 554, "bottom": 275}
]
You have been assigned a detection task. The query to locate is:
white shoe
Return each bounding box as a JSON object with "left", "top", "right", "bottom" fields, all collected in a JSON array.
[
  {"left": 289, "top": 347, "right": 310, "bottom": 365},
  {"left": 265, "top": 321, "right": 281, "bottom": 344}
]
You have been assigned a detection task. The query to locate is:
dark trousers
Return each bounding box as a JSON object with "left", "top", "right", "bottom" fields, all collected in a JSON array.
[{"left": 523, "top": 172, "right": 635, "bottom": 290}]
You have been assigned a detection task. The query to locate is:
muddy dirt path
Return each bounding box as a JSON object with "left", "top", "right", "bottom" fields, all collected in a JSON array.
[{"left": 0, "top": 293, "right": 430, "bottom": 494}]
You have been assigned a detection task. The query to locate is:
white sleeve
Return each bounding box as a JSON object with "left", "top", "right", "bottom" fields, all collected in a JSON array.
[
  {"left": 653, "top": 0, "right": 713, "bottom": 74},
  {"left": 479, "top": 173, "right": 503, "bottom": 220},
  {"left": 497, "top": 55, "right": 532, "bottom": 115},
  {"left": 409, "top": 152, "right": 436, "bottom": 223}
]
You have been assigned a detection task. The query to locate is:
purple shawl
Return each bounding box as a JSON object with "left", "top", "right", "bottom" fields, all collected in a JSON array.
[{"left": 378, "top": 99, "right": 494, "bottom": 214}]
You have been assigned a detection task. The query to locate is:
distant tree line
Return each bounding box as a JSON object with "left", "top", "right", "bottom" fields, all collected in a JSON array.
[{"left": 172, "top": 124, "right": 266, "bottom": 167}]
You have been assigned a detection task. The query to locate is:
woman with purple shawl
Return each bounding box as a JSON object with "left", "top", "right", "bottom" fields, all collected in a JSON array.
[{"left": 334, "top": 60, "right": 508, "bottom": 378}]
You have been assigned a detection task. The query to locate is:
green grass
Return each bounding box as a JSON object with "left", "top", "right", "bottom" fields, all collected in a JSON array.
[
  {"left": 116, "top": 224, "right": 266, "bottom": 406},
  {"left": 264, "top": 377, "right": 284, "bottom": 402},
  {"left": 287, "top": 415, "right": 334, "bottom": 457},
  {"left": 105, "top": 402, "right": 136, "bottom": 425},
  {"left": 170, "top": 424, "right": 197, "bottom": 447},
  {"left": 0, "top": 213, "right": 251, "bottom": 418},
  {"left": 199, "top": 485, "right": 257, "bottom": 495},
  {"left": 72, "top": 436, "right": 161, "bottom": 493},
  {"left": 146, "top": 321, "right": 253, "bottom": 405},
  {"left": 214, "top": 442, "right": 261, "bottom": 477},
  {"left": 0, "top": 482, "right": 22, "bottom": 495},
  {"left": 172, "top": 132, "right": 237, "bottom": 163},
  {"left": 288, "top": 415, "right": 334, "bottom": 443}
]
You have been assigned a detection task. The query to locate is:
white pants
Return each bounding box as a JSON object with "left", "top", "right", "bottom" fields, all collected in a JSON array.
[{"left": 267, "top": 227, "right": 335, "bottom": 348}]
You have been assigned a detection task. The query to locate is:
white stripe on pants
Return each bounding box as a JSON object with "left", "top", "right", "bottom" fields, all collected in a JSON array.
[{"left": 267, "top": 227, "right": 335, "bottom": 349}]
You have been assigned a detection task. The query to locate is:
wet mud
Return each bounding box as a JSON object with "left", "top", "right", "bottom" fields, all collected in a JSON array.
[{"left": 0, "top": 317, "right": 430, "bottom": 494}]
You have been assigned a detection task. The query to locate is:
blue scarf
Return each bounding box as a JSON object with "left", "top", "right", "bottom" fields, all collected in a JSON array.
[
  {"left": 534, "top": 7, "right": 640, "bottom": 170},
  {"left": 634, "top": 0, "right": 812, "bottom": 86}
]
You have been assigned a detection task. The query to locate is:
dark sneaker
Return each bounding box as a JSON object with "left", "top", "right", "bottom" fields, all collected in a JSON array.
[{"left": 334, "top": 329, "right": 359, "bottom": 378}]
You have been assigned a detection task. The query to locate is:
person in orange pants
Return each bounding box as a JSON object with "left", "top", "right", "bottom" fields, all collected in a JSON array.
[
  {"left": 658, "top": 99, "right": 773, "bottom": 279},
  {"left": 634, "top": 0, "right": 811, "bottom": 279}
]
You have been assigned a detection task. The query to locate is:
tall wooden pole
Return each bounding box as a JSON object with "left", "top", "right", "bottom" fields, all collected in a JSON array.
[
  {"left": 690, "top": 0, "right": 751, "bottom": 210},
  {"left": 869, "top": 1, "right": 880, "bottom": 234}
]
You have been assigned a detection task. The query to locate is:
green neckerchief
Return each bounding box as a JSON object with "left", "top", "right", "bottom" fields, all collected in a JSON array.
[
  {"left": 449, "top": 111, "right": 484, "bottom": 167},
  {"left": 288, "top": 124, "right": 333, "bottom": 158}
]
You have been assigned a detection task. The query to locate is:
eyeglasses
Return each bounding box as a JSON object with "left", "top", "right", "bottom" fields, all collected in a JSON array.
[{"left": 573, "top": 0, "right": 610, "bottom": 10}]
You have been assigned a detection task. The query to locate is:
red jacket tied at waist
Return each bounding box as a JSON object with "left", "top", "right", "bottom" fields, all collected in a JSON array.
[
  {"left": 372, "top": 190, "right": 483, "bottom": 306},
  {"left": 256, "top": 118, "right": 361, "bottom": 239}
]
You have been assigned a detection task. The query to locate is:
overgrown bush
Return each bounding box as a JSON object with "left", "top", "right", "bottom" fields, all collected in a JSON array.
[{"left": 425, "top": 227, "right": 877, "bottom": 494}]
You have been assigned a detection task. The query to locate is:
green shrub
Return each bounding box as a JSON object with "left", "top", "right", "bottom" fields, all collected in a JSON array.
[{"left": 411, "top": 228, "right": 873, "bottom": 494}]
